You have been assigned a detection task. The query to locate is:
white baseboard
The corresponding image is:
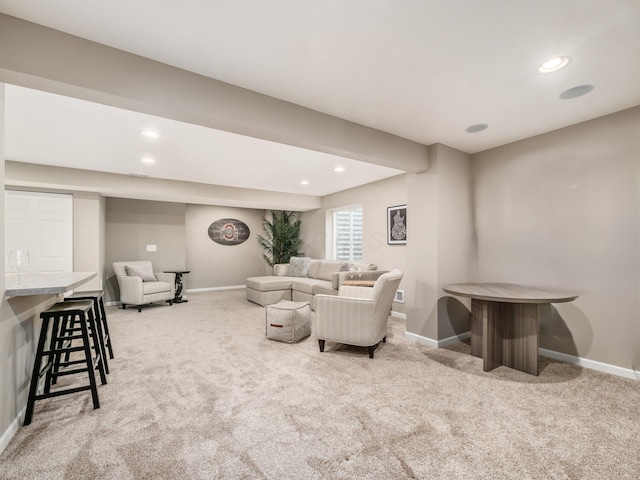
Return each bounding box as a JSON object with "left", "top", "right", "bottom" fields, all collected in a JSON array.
[
  {"left": 404, "top": 330, "right": 470, "bottom": 348},
  {"left": 391, "top": 311, "right": 406, "bottom": 320},
  {"left": 538, "top": 348, "right": 638, "bottom": 380},
  {"left": 404, "top": 330, "right": 639, "bottom": 380},
  {"left": 186, "top": 285, "right": 245, "bottom": 293},
  {"left": 104, "top": 286, "right": 247, "bottom": 307},
  {"left": 0, "top": 406, "right": 25, "bottom": 457}
]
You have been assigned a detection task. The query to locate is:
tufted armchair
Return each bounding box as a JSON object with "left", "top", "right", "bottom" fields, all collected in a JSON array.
[
  {"left": 112, "top": 261, "right": 175, "bottom": 312},
  {"left": 315, "top": 269, "right": 403, "bottom": 358}
]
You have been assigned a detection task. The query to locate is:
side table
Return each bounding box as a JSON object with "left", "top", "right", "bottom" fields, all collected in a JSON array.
[
  {"left": 163, "top": 270, "right": 191, "bottom": 303},
  {"left": 343, "top": 280, "right": 376, "bottom": 287}
]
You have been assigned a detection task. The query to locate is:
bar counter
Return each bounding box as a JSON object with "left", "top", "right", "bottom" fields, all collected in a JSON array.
[{"left": 4, "top": 272, "right": 97, "bottom": 298}]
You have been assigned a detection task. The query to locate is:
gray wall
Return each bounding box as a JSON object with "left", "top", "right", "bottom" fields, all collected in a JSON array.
[
  {"left": 104, "top": 198, "right": 268, "bottom": 302},
  {"left": 185, "top": 204, "right": 266, "bottom": 288},
  {"left": 471, "top": 106, "right": 640, "bottom": 369},
  {"left": 302, "top": 174, "right": 408, "bottom": 312},
  {"left": 324, "top": 173, "right": 407, "bottom": 274},
  {"left": 73, "top": 192, "right": 106, "bottom": 291},
  {"left": 0, "top": 84, "right": 61, "bottom": 450},
  {"left": 405, "top": 144, "right": 474, "bottom": 341},
  {"left": 105, "top": 198, "right": 187, "bottom": 303}
]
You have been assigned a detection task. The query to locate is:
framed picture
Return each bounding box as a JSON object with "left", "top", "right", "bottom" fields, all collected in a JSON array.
[{"left": 387, "top": 205, "right": 407, "bottom": 245}]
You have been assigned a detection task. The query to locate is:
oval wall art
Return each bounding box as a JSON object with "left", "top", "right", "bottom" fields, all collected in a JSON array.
[{"left": 208, "top": 218, "right": 251, "bottom": 246}]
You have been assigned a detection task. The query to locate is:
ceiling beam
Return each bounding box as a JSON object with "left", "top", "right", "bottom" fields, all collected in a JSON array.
[
  {"left": 0, "top": 14, "right": 429, "bottom": 173},
  {"left": 4, "top": 161, "right": 322, "bottom": 212}
]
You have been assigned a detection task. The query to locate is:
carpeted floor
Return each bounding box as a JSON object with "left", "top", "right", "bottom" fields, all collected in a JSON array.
[{"left": 1, "top": 289, "right": 639, "bottom": 479}]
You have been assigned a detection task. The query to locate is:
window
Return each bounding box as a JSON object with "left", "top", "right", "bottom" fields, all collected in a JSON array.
[{"left": 332, "top": 207, "right": 362, "bottom": 262}]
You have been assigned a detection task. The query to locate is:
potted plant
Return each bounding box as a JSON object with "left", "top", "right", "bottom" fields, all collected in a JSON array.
[{"left": 257, "top": 211, "right": 303, "bottom": 267}]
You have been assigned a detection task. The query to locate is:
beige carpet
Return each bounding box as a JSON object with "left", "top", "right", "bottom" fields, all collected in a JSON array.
[{"left": 1, "top": 289, "right": 639, "bottom": 479}]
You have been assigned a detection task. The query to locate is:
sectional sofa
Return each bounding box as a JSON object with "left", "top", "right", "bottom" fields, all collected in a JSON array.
[{"left": 246, "top": 258, "right": 386, "bottom": 310}]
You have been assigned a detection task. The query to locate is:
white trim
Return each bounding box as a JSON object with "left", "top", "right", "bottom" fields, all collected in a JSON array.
[
  {"left": 186, "top": 285, "right": 245, "bottom": 293},
  {"left": 438, "top": 331, "right": 471, "bottom": 347},
  {"left": 403, "top": 330, "right": 639, "bottom": 380},
  {"left": 0, "top": 406, "right": 26, "bottom": 456},
  {"left": 391, "top": 311, "right": 406, "bottom": 320},
  {"left": 404, "top": 330, "right": 439, "bottom": 348},
  {"left": 538, "top": 348, "right": 639, "bottom": 380},
  {"left": 105, "top": 285, "right": 247, "bottom": 307},
  {"left": 404, "top": 330, "right": 471, "bottom": 348}
]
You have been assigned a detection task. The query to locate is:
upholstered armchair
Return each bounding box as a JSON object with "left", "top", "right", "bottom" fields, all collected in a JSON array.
[
  {"left": 315, "top": 269, "right": 403, "bottom": 358},
  {"left": 112, "top": 261, "right": 175, "bottom": 312}
]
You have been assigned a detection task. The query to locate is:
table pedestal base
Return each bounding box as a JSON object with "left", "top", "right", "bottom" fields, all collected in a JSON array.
[
  {"left": 164, "top": 271, "right": 190, "bottom": 304},
  {"left": 471, "top": 300, "right": 541, "bottom": 375}
]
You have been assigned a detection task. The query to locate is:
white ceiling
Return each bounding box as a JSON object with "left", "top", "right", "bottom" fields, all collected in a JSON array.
[{"left": 2, "top": 0, "right": 640, "bottom": 198}]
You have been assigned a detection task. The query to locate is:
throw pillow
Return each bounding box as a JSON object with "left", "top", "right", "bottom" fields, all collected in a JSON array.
[
  {"left": 125, "top": 264, "right": 157, "bottom": 282},
  {"left": 288, "top": 256, "right": 311, "bottom": 277},
  {"left": 339, "top": 261, "right": 351, "bottom": 272}
]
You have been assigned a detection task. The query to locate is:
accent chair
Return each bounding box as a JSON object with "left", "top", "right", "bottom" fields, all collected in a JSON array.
[
  {"left": 315, "top": 269, "right": 403, "bottom": 358},
  {"left": 112, "top": 261, "right": 175, "bottom": 312}
]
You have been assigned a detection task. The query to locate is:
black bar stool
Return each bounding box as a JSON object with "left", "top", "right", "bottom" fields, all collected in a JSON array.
[
  {"left": 24, "top": 300, "right": 107, "bottom": 426},
  {"left": 67, "top": 290, "right": 114, "bottom": 363}
]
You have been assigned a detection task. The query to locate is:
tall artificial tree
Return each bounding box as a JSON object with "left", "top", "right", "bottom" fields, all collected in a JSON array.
[{"left": 257, "top": 211, "right": 304, "bottom": 267}]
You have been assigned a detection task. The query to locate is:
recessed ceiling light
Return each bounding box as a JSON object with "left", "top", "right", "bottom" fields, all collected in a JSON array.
[
  {"left": 142, "top": 130, "right": 159, "bottom": 138},
  {"left": 300, "top": 180, "right": 309, "bottom": 185},
  {"left": 559, "top": 84, "right": 594, "bottom": 100},
  {"left": 539, "top": 55, "right": 571, "bottom": 73},
  {"left": 141, "top": 157, "right": 156, "bottom": 164},
  {"left": 465, "top": 123, "right": 488, "bottom": 133},
  {"left": 334, "top": 166, "right": 345, "bottom": 172}
]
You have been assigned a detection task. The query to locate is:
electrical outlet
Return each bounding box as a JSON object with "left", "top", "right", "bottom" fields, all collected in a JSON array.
[
  {"left": 394, "top": 289, "right": 405, "bottom": 303},
  {"left": 146, "top": 244, "right": 157, "bottom": 252}
]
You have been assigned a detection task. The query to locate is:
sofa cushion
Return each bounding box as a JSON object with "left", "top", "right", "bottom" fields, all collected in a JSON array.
[
  {"left": 125, "top": 263, "right": 157, "bottom": 282},
  {"left": 143, "top": 281, "right": 172, "bottom": 294},
  {"left": 307, "top": 260, "right": 321, "bottom": 279},
  {"left": 312, "top": 282, "right": 339, "bottom": 296},
  {"left": 315, "top": 261, "right": 342, "bottom": 281},
  {"left": 289, "top": 256, "right": 311, "bottom": 277},
  {"left": 246, "top": 276, "right": 293, "bottom": 292},
  {"left": 291, "top": 277, "right": 326, "bottom": 294}
]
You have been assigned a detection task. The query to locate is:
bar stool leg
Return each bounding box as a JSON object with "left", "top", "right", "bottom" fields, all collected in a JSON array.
[
  {"left": 44, "top": 316, "right": 69, "bottom": 393},
  {"left": 24, "top": 317, "right": 51, "bottom": 426},
  {"left": 98, "top": 297, "right": 115, "bottom": 359},
  {"left": 60, "top": 313, "right": 75, "bottom": 364},
  {"left": 90, "top": 298, "right": 109, "bottom": 374},
  {"left": 86, "top": 308, "right": 107, "bottom": 385},
  {"left": 79, "top": 310, "right": 101, "bottom": 409},
  {"left": 66, "top": 296, "right": 110, "bottom": 375}
]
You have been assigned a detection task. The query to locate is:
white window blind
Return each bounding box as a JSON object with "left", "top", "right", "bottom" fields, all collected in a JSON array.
[{"left": 333, "top": 208, "right": 362, "bottom": 262}]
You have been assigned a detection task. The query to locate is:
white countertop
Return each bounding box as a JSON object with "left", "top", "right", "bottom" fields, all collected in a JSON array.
[{"left": 4, "top": 272, "right": 97, "bottom": 299}]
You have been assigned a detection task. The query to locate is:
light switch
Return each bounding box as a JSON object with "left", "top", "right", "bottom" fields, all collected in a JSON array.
[{"left": 147, "top": 244, "right": 157, "bottom": 252}]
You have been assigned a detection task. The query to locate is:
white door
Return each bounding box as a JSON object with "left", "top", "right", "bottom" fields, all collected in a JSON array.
[{"left": 5, "top": 190, "right": 73, "bottom": 273}]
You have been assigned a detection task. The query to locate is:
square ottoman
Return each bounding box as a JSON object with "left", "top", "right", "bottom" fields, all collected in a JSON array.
[{"left": 265, "top": 300, "right": 311, "bottom": 343}]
